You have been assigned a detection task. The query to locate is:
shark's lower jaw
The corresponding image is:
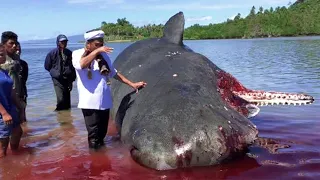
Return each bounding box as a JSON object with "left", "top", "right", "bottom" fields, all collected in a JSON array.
[
  {"left": 216, "top": 70, "right": 315, "bottom": 118},
  {"left": 233, "top": 91, "right": 314, "bottom": 106}
]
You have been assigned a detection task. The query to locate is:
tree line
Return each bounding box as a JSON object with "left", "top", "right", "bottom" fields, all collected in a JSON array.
[
  {"left": 99, "top": 0, "right": 319, "bottom": 41},
  {"left": 100, "top": 18, "right": 164, "bottom": 41}
]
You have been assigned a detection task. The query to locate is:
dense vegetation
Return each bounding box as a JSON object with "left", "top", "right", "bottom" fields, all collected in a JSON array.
[
  {"left": 99, "top": 0, "right": 319, "bottom": 41},
  {"left": 184, "top": 0, "right": 320, "bottom": 39},
  {"left": 100, "top": 18, "right": 164, "bottom": 41}
]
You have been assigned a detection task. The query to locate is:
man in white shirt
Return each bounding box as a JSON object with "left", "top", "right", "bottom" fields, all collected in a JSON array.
[{"left": 72, "top": 30, "right": 146, "bottom": 150}]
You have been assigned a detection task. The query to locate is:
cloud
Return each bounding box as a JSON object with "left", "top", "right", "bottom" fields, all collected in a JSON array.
[
  {"left": 245, "top": 0, "right": 290, "bottom": 7},
  {"left": 67, "top": 0, "right": 124, "bottom": 4},
  {"left": 67, "top": 0, "right": 289, "bottom": 10},
  {"left": 67, "top": 0, "right": 290, "bottom": 10},
  {"left": 120, "top": 3, "right": 243, "bottom": 10},
  {"left": 67, "top": 0, "right": 101, "bottom": 4},
  {"left": 228, "top": 14, "right": 237, "bottom": 20},
  {"left": 20, "top": 35, "right": 51, "bottom": 41},
  {"left": 106, "top": 1, "right": 289, "bottom": 10},
  {"left": 131, "top": 19, "right": 167, "bottom": 26},
  {"left": 262, "top": 0, "right": 290, "bottom": 5},
  {"left": 186, "top": 16, "right": 212, "bottom": 22}
]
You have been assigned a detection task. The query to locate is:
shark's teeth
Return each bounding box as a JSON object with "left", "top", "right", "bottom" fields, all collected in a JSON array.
[
  {"left": 252, "top": 101, "right": 313, "bottom": 107},
  {"left": 233, "top": 90, "right": 314, "bottom": 107}
]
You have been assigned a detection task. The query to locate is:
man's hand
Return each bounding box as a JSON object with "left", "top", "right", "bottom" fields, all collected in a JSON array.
[
  {"left": 130, "top": 81, "right": 147, "bottom": 93},
  {"left": 97, "top": 46, "right": 114, "bottom": 54},
  {"left": 68, "top": 83, "right": 73, "bottom": 91},
  {"left": 2, "top": 112, "right": 13, "bottom": 125},
  {"left": 80, "top": 46, "right": 114, "bottom": 69},
  {"left": 114, "top": 73, "right": 147, "bottom": 93}
]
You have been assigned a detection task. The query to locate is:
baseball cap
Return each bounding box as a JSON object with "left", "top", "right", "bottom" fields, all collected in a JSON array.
[{"left": 58, "top": 35, "right": 68, "bottom": 42}]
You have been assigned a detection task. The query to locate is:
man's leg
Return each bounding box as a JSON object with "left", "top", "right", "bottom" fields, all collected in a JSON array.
[
  {"left": 10, "top": 125, "right": 23, "bottom": 151},
  {"left": 97, "top": 109, "right": 110, "bottom": 145},
  {"left": 20, "top": 100, "right": 27, "bottom": 123},
  {"left": 0, "top": 138, "right": 9, "bottom": 158},
  {"left": 53, "top": 82, "right": 65, "bottom": 111},
  {"left": 82, "top": 109, "right": 100, "bottom": 149},
  {"left": 63, "top": 85, "right": 71, "bottom": 110},
  {"left": 1, "top": 115, "right": 13, "bottom": 157}
]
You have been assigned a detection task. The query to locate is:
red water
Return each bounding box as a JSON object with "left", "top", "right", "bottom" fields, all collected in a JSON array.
[{"left": 0, "top": 109, "right": 319, "bottom": 180}]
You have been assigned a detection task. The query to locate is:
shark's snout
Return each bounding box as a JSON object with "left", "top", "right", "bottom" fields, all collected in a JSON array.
[
  {"left": 130, "top": 129, "right": 176, "bottom": 170},
  {"left": 129, "top": 125, "right": 258, "bottom": 170}
]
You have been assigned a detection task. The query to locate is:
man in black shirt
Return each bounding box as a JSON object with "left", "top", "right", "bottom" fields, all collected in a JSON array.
[{"left": 44, "top": 35, "right": 76, "bottom": 111}]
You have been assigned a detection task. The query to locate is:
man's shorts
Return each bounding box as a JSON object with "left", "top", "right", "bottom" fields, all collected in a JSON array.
[{"left": 0, "top": 108, "right": 20, "bottom": 138}]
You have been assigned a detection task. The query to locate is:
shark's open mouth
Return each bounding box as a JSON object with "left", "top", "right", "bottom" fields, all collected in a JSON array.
[
  {"left": 216, "top": 70, "right": 314, "bottom": 118},
  {"left": 233, "top": 91, "right": 314, "bottom": 106}
]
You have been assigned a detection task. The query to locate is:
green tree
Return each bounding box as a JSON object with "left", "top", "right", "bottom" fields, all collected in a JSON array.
[
  {"left": 234, "top": 13, "right": 241, "bottom": 21},
  {"left": 258, "top": 6, "right": 264, "bottom": 14},
  {"left": 249, "top": 6, "right": 256, "bottom": 17},
  {"left": 97, "top": 0, "right": 320, "bottom": 41}
]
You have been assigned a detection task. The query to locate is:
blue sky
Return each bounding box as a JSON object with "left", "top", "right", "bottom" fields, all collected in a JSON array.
[{"left": 0, "top": 0, "right": 290, "bottom": 41}]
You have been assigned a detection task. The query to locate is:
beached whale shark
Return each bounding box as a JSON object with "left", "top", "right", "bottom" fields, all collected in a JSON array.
[{"left": 110, "top": 12, "right": 314, "bottom": 170}]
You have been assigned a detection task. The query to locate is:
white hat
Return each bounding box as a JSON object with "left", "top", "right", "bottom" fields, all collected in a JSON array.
[{"left": 84, "top": 30, "right": 105, "bottom": 41}]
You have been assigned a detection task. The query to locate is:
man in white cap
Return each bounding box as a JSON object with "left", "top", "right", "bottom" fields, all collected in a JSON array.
[{"left": 72, "top": 29, "right": 147, "bottom": 150}]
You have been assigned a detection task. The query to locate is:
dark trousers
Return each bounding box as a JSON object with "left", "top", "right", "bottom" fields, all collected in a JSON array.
[
  {"left": 53, "top": 79, "right": 71, "bottom": 111},
  {"left": 81, "top": 109, "right": 110, "bottom": 149}
]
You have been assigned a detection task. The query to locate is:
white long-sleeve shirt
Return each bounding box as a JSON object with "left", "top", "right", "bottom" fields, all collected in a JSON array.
[{"left": 72, "top": 48, "right": 117, "bottom": 110}]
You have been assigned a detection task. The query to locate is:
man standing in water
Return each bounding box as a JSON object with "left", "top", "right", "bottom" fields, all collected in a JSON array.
[
  {"left": 0, "top": 32, "right": 25, "bottom": 156},
  {"left": 0, "top": 32, "right": 24, "bottom": 112},
  {"left": 72, "top": 30, "right": 146, "bottom": 150},
  {"left": 45, "top": 35, "right": 76, "bottom": 111}
]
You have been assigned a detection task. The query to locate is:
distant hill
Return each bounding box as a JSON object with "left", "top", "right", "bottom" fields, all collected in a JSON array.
[{"left": 23, "top": 34, "right": 83, "bottom": 44}]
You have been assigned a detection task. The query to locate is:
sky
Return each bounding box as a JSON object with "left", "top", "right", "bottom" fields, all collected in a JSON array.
[{"left": 0, "top": 0, "right": 291, "bottom": 41}]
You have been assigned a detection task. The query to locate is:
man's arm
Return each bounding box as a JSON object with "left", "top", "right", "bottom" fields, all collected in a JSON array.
[
  {"left": 44, "top": 53, "right": 52, "bottom": 71},
  {"left": 6, "top": 63, "right": 20, "bottom": 92},
  {"left": 79, "top": 49, "right": 98, "bottom": 69},
  {"left": 0, "top": 102, "right": 9, "bottom": 117},
  {"left": 114, "top": 72, "right": 147, "bottom": 91},
  {"left": 114, "top": 72, "right": 134, "bottom": 87},
  {"left": 11, "top": 88, "right": 25, "bottom": 122},
  {"left": 25, "top": 61, "right": 29, "bottom": 82},
  {"left": 70, "top": 64, "right": 76, "bottom": 82},
  {"left": 80, "top": 46, "right": 114, "bottom": 69},
  {"left": 20, "top": 60, "right": 28, "bottom": 82},
  {"left": 67, "top": 50, "right": 76, "bottom": 82}
]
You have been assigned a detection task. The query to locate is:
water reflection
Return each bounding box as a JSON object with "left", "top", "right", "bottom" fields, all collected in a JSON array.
[{"left": 56, "top": 110, "right": 75, "bottom": 128}]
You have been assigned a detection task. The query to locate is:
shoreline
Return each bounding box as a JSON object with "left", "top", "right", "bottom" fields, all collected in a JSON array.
[
  {"left": 184, "top": 34, "right": 320, "bottom": 41},
  {"left": 109, "top": 34, "right": 320, "bottom": 42},
  {"left": 22, "top": 35, "right": 320, "bottom": 45},
  {"left": 107, "top": 39, "right": 135, "bottom": 43},
  {"left": 105, "top": 35, "right": 320, "bottom": 43},
  {"left": 77, "top": 39, "right": 136, "bottom": 44}
]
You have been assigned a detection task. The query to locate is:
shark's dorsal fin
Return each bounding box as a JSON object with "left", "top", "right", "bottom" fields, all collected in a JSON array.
[{"left": 162, "top": 12, "right": 185, "bottom": 45}]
